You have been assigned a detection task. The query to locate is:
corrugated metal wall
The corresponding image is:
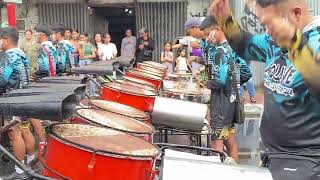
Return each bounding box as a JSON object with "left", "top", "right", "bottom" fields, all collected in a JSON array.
[
  {"left": 136, "top": 1, "right": 188, "bottom": 62},
  {"left": 308, "top": 0, "right": 320, "bottom": 15},
  {"left": 38, "top": 3, "right": 90, "bottom": 33},
  {"left": 231, "top": 0, "right": 320, "bottom": 88}
]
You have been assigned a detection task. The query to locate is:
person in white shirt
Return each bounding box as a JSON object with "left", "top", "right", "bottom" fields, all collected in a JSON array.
[
  {"left": 175, "top": 49, "right": 190, "bottom": 73},
  {"left": 98, "top": 33, "right": 117, "bottom": 61}
]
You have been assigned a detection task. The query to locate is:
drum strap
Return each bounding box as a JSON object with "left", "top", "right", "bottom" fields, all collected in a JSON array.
[{"left": 43, "top": 46, "right": 56, "bottom": 77}]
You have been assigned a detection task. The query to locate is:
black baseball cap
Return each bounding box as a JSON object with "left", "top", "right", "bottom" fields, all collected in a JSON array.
[
  {"left": 200, "top": 16, "right": 218, "bottom": 30},
  {"left": 51, "top": 23, "right": 65, "bottom": 33},
  {"left": 34, "top": 24, "right": 52, "bottom": 36}
]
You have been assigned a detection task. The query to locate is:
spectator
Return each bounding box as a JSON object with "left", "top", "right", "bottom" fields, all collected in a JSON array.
[
  {"left": 175, "top": 49, "right": 190, "bottom": 73},
  {"left": 94, "top": 33, "right": 103, "bottom": 48},
  {"left": 135, "top": 28, "right": 155, "bottom": 64},
  {"left": 121, "top": 29, "right": 136, "bottom": 59},
  {"left": 70, "top": 29, "right": 81, "bottom": 67},
  {"left": 160, "top": 41, "right": 174, "bottom": 74},
  {"left": 79, "top": 32, "right": 95, "bottom": 66},
  {"left": 93, "top": 33, "right": 103, "bottom": 61},
  {"left": 173, "top": 18, "right": 204, "bottom": 72},
  {"left": 64, "top": 28, "right": 72, "bottom": 40},
  {"left": 19, "top": 29, "right": 38, "bottom": 75},
  {"left": 240, "top": 62, "right": 256, "bottom": 103},
  {"left": 98, "top": 33, "right": 117, "bottom": 61}
]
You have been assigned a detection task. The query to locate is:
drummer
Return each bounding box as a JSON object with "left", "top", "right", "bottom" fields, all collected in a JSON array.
[
  {"left": 196, "top": 16, "right": 252, "bottom": 163},
  {"left": 0, "top": 27, "right": 36, "bottom": 179},
  {"left": 31, "top": 23, "right": 56, "bottom": 152},
  {"left": 34, "top": 24, "right": 57, "bottom": 78},
  {"left": 51, "top": 23, "right": 75, "bottom": 75}
]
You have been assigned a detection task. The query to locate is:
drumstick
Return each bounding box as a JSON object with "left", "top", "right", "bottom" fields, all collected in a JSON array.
[{"left": 0, "top": 118, "right": 21, "bottom": 135}]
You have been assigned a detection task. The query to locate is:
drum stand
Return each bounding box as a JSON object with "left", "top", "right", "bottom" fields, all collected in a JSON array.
[
  {"left": 0, "top": 118, "right": 54, "bottom": 180},
  {"left": 0, "top": 144, "right": 55, "bottom": 180},
  {"left": 156, "top": 126, "right": 212, "bottom": 155}
]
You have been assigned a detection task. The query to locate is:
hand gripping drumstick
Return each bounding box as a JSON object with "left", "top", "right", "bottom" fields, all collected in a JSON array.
[{"left": 0, "top": 117, "right": 21, "bottom": 135}]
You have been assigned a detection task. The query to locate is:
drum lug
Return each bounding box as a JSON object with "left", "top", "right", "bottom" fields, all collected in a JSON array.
[
  {"left": 146, "top": 168, "right": 157, "bottom": 180},
  {"left": 88, "top": 151, "right": 97, "bottom": 176},
  {"left": 38, "top": 142, "right": 47, "bottom": 161}
]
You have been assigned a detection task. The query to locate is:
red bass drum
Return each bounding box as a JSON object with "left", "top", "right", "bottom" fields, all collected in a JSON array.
[{"left": 41, "top": 123, "right": 159, "bottom": 180}]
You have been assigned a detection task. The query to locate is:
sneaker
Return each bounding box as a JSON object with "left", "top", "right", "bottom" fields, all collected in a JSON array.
[
  {"left": 2, "top": 171, "right": 28, "bottom": 180},
  {"left": 250, "top": 97, "right": 257, "bottom": 103}
]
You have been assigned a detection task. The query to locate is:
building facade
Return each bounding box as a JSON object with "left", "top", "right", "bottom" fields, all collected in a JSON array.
[{"left": 1, "top": 0, "right": 319, "bottom": 87}]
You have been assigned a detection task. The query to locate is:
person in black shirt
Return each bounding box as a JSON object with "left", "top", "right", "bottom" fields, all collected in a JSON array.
[{"left": 135, "top": 28, "right": 155, "bottom": 65}]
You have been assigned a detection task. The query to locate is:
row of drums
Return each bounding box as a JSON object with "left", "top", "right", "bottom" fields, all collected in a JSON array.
[{"left": 41, "top": 61, "right": 169, "bottom": 180}]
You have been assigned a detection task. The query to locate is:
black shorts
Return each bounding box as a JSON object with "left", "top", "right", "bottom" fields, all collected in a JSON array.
[{"left": 267, "top": 154, "right": 320, "bottom": 180}]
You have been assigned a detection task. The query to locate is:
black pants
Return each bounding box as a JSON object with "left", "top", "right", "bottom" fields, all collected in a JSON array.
[{"left": 266, "top": 154, "right": 320, "bottom": 180}]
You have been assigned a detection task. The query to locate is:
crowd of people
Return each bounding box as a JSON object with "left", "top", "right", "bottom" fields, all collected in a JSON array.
[{"left": 0, "top": 0, "right": 320, "bottom": 179}]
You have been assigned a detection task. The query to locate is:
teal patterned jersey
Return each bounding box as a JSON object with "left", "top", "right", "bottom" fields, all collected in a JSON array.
[
  {"left": 37, "top": 41, "right": 57, "bottom": 77},
  {"left": 0, "top": 48, "right": 30, "bottom": 94},
  {"left": 56, "top": 40, "right": 74, "bottom": 73}
]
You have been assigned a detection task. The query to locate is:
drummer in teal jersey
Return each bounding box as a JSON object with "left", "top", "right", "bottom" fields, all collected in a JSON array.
[
  {"left": 34, "top": 24, "right": 57, "bottom": 78},
  {"left": 51, "top": 23, "right": 75, "bottom": 75},
  {"left": 0, "top": 27, "right": 37, "bottom": 179}
]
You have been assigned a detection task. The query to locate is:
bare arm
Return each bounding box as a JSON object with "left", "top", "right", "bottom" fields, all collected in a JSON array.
[{"left": 160, "top": 52, "right": 165, "bottom": 62}]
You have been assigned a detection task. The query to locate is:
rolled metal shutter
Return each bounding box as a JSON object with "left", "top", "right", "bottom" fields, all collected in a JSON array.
[
  {"left": 136, "top": 1, "right": 188, "bottom": 62},
  {"left": 38, "top": 2, "right": 89, "bottom": 33}
]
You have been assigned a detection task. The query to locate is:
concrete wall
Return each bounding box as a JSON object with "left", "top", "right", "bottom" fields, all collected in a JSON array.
[{"left": 187, "top": 0, "right": 211, "bottom": 19}]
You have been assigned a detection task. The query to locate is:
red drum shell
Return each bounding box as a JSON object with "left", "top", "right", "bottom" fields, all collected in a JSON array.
[
  {"left": 90, "top": 100, "right": 151, "bottom": 123},
  {"left": 41, "top": 124, "right": 159, "bottom": 180},
  {"left": 124, "top": 71, "right": 162, "bottom": 90},
  {"left": 100, "top": 83, "right": 156, "bottom": 112}
]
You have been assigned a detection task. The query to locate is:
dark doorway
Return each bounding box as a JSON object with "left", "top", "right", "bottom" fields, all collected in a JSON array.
[{"left": 92, "top": 6, "right": 136, "bottom": 56}]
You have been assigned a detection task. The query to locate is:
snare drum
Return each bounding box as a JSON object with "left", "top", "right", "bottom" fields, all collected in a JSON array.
[
  {"left": 76, "top": 109, "right": 154, "bottom": 142},
  {"left": 100, "top": 83, "right": 156, "bottom": 112},
  {"left": 89, "top": 100, "right": 151, "bottom": 123},
  {"left": 138, "top": 65, "right": 166, "bottom": 75},
  {"left": 134, "top": 68, "right": 164, "bottom": 78},
  {"left": 123, "top": 76, "right": 157, "bottom": 89},
  {"left": 125, "top": 70, "right": 162, "bottom": 89},
  {"left": 41, "top": 123, "right": 159, "bottom": 180},
  {"left": 115, "top": 79, "right": 157, "bottom": 93},
  {"left": 142, "top": 61, "right": 167, "bottom": 70}
]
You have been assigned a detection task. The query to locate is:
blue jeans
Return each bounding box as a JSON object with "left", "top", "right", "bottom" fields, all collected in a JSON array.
[{"left": 240, "top": 64, "right": 255, "bottom": 97}]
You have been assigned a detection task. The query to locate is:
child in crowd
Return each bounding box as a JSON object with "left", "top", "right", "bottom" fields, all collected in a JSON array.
[
  {"left": 175, "top": 48, "right": 190, "bottom": 73},
  {"left": 160, "top": 41, "right": 174, "bottom": 74}
]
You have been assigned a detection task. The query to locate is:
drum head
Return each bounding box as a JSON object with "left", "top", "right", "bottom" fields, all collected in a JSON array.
[
  {"left": 90, "top": 100, "right": 149, "bottom": 120},
  {"left": 123, "top": 76, "right": 156, "bottom": 88},
  {"left": 49, "top": 123, "right": 159, "bottom": 157},
  {"left": 76, "top": 109, "right": 154, "bottom": 134},
  {"left": 139, "top": 66, "right": 165, "bottom": 74},
  {"left": 127, "top": 70, "right": 162, "bottom": 81},
  {"left": 143, "top": 61, "right": 167, "bottom": 69},
  {"left": 115, "top": 80, "right": 156, "bottom": 92},
  {"left": 104, "top": 82, "right": 156, "bottom": 97},
  {"left": 134, "top": 69, "right": 163, "bottom": 77}
]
